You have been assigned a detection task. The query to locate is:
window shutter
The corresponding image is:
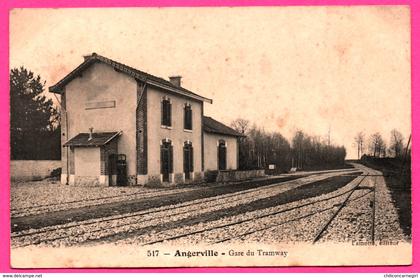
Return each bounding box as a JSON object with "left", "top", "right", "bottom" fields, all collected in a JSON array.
[
  {"left": 190, "top": 146, "right": 194, "bottom": 172},
  {"left": 160, "top": 146, "right": 164, "bottom": 173},
  {"left": 184, "top": 107, "right": 188, "bottom": 129},
  {"left": 161, "top": 100, "right": 164, "bottom": 126},
  {"left": 168, "top": 102, "right": 172, "bottom": 126},
  {"left": 185, "top": 108, "right": 192, "bottom": 130},
  {"left": 183, "top": 147, "right": 187, "bottom": 173},
  {"left": 222, "top": 145, "right": 226, "bottom": 170},
  {"left": 169, "top": 145, "right": 173, "bottom": 173},
  {"left": 217, "top": 145, "right": 219, "bottom": 170},
  {"left": 161, "top": 99, "right": 172, "bottom": 126},
  {"left": 189, "top": 109, "right": 192, "bottom": 130}
]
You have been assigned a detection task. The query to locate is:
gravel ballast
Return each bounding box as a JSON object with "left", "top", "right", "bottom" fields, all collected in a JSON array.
[{"left": 11, "top": 164, "right": 408, "bottom": 248}]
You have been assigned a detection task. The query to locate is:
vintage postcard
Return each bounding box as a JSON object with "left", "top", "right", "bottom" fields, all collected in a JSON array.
[{"left": 9, "top": 6, "right": 411, "bottom": 268}]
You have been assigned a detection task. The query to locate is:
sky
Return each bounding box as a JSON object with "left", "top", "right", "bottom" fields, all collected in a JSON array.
[{"left": 10, "top": 6, "right": 411, "bottom": 159}]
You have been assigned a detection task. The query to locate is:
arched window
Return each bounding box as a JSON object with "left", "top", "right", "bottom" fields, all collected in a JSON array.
[
  {"left": 218, "top": 139, "right": 227, "bottom": 170},
  {"left": 183, "top": 141, "right": 194, "bottom": 180},
  {"left": 160, "top": 139, "right": 173, "bottom": 182}
]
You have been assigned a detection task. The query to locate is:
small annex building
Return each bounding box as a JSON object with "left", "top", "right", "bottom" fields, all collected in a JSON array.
[{"left": 49, "top": 53, "right": 244, "bottom": 186}]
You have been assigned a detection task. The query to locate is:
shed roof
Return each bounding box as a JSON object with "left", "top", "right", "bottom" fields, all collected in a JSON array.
[
  {"left": 64, "top": 132, "right": 121, "bottom": 147},
  {"left": 203, "top": 116, "right": 246, "bottom": 138},
  {"left": 49, "top": 53, "right": 212, "bottom": 103}
]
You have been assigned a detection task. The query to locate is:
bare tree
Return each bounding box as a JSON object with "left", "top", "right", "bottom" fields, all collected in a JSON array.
[
  {"left": 389, "top": 129, "right": 404, "bottom": 158},
  {"left": 230, "top": 118, "right": 250, "bottom": 135},
  {"left": 369, "top": 132, "right": 385, "bottom": 157},
  {"left": 381, "top": 142, "right": 387, "bottom": 158},
  {"left": 354, "top": 132, "right": 365, "bottom": 159}
]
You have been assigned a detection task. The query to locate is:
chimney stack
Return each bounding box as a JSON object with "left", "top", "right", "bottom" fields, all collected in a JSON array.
[
  {"left": 169, "top": 76, "right": 182, "bottom": 87},
  {"left": 88, "top": 127, "right": 94, "bottom": 141},
  {"left": 83, "top": 52, "right": 96, "bottom": 61}
]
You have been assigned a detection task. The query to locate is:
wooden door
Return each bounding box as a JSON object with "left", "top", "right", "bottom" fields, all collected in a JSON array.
[
  {"left": 161, "top": 142, "right": 172, "bottom": 182},
  {"left": 108, "top": 154, "right": 117, "bottom": 186},
  {"left": 218, "top": 141, "right": 226, "bottom": 170},
  {"left": 183, "top": 143, "right": 193, "bottom": 180}
]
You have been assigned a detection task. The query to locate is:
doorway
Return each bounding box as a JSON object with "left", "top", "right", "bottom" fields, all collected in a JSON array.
[
  {"left": 183, "top": 142, "right": 193, "bottom": 180},
  {"left": 218, "top": 140, "right": 227, "bottom": 170},
  {"left": 161, "top": 140, "right": 173, "bottom": 182},
  {"left": 108, "top": 154, "right": 117, "bottom": 185}
]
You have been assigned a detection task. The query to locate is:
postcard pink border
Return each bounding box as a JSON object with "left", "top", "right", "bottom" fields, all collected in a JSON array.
[{"left": 0, "top": 0, "right": 418, "bottom": 273}]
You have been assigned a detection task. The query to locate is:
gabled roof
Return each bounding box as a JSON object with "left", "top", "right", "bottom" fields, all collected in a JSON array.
[
  {"left": 49, "top": 53, "right": 212, "bottom": 103},
  {"left": 64, "top": 132, "right": 121, "bottom": 147},
  {"left": 203, "top": 116, "right": 246, "bottom": 138}
]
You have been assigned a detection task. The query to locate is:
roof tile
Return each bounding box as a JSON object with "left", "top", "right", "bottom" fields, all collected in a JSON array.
[
  {"left": 64, "top": 132, "right": 121, "bottom": 147},
  {"left": 49, "top": 53, "right": 212, "bottom": 103}
]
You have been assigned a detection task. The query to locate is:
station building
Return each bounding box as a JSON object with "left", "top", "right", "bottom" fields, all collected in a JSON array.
[{"left": 49, "top": 53, "right": 244, "bottom": 186}]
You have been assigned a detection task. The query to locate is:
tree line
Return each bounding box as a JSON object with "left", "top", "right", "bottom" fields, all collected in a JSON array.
[
  {"left": 353, "top": 129, "right": 410, "bottom": 160},
  {"left": 355, "top": 130, "right": 411, "bottom": 189},
  {"left": 231, "top": 119, "right": 347, "bottom": 173}
]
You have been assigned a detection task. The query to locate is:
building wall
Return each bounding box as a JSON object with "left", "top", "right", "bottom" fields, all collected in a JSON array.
[
  {"left": 60, "top": 60, "right": 240, "bottom": 186},
  {"left": 73, "top": 147, "right": 101, "bottom": 186},
  {"left": 10, "top": 160, "right": 61, "bottom": 181},
  {"left": 60, "top": 90, "right": 68, "bottom": 184},
  {"left": 146, "top": 86, "right": 203, "bottom": 182},
  {"left": 74, "top": 147, "right": 100, "bottom": 177},
  {"left": 64, "top": 62, "right": 137, "bottom": 182},
  {"left": 203, "top": 133, "right": 238, "bottom": 171}
]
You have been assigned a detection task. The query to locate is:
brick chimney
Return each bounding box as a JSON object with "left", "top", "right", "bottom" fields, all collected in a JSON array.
[
  {"left": 83, "top": 53, "right": 96, "bottom": 61},
  {"left": 169, "top": 76, "right": 182, "bottom": 87}
]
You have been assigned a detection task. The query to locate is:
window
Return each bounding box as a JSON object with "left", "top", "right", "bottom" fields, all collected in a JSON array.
[
  {"left": 161, "top": 98, "right": 171, "bottom": 127},
  {"left": 218, "top": 140, "right": 227, "bottom": 170},
  {"left": 184, "top": 104, "right": 192, "bottom": 130}
]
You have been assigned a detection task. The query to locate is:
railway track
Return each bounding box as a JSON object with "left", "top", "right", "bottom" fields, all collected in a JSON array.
[
  {"left": 11, "top": 168, "right": 358, "bottom": 217},
  {"left": 11, "top": 187, "right": 172, "bottom": 216},
  {"left": 215, "top": 190, "right": 373, "bottom": 244},
  {"left": 11, "top": 173, "right": 316, "bottom": 218},
  {"left": 311, "top": 173, "right": 377, "bottom": 244},
  {"left": 11, "top": 170, "right": 361, "bottom": 248},
  {"left": 141, "top": 183, "right": 372, "bottom": 246},
  {"left": 11, "top": 173, "right": 330, "bottom": 234},
  {"left": 138, "top": 173, "right": 372, "bottom": 246}
]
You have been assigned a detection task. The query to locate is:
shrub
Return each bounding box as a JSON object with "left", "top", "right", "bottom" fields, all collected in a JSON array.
[
  {"left": 204, "top": 170, "right": 218, "bottom": 183},
  {"left": 50, "top": 167, "right": 61, "bottom": 178}
]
